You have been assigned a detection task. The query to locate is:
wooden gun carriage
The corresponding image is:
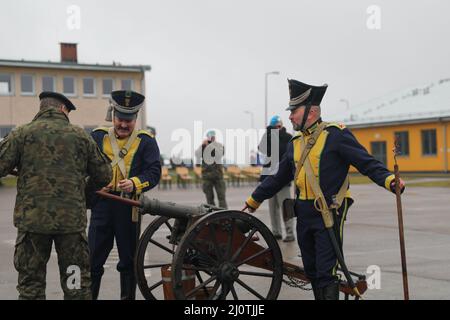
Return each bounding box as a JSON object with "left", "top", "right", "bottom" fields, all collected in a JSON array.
[{"left": 97, "top": 191, "right": 367, "bottom": 300}]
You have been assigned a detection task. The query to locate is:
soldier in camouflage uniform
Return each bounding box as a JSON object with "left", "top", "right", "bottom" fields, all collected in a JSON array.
[
  {"left": 195, "top": 130, "right": 227, "bottom": 208},
  {"left": 0, "top": 92, "right": 112, "bottom": 300}
]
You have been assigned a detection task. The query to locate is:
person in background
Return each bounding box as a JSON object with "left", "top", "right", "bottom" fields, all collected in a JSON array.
[
  {"left": 195, "top": 130, "right": 227, "bottom": 208},
  {"left": 258, "top": 115, "right": 295, "bottom": 242}
]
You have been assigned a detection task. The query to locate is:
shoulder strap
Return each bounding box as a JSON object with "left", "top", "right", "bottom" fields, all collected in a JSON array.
[
  {"left": 294, "top": 121, "right": 350, "bottom": 228},
  {"left": 303, "top": 157, "right": 334, "bottom": 227},
  {"left": 108, "top": 128, "right": 139, "bottom": 178},
  {"left": 333, "top": 176, "right": 349, "bottom": 210},
  {"left": 122, "top": 129, "right": 139, "bottom": 158},
  {"left": 293, "top": 121, "right": 328, "bottom": 183},
  {"left": 303, "top": 149, "right": 350, "bottom": 229}
]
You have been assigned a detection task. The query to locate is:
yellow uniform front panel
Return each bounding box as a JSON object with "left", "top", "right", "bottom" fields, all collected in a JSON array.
[{"left": 102, "top": 135, "right": 141, "bottom": 192}]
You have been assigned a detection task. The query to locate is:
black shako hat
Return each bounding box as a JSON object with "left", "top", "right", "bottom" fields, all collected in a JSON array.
[
  {"left": 286, "top": 79, "right": 328, "bottom": 111},
  {"left": 39, "top": 91, "right": 76, "bottom": 111},
  {"left": 106, "top": 90, "right": 145, "bottom": 121}
]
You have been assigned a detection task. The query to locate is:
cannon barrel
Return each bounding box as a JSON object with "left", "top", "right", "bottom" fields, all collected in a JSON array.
[
  {"left": 140, "top": 197, "right": 207, "bottom": 219},
  {"left": 95, "top": 191, "right": 209, "bottom": 219}
]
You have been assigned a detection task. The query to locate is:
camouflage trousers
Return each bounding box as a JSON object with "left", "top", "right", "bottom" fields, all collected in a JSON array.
[
  {"left": 14, "top": 230, "right": 91, "bottom": 300},
  {"left": 202, "top": 177, "right": 228, "bottom": 209}
]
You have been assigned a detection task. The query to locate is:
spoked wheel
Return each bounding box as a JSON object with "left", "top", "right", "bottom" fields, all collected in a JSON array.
[
  {"left": 172, "top": 210, "right": 283, "bottom": 300},
  {"left": 135, "top": 216, "right": 177, "bottom": 300}
]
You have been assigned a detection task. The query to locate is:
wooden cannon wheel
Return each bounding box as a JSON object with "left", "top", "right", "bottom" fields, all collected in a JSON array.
[
  {"left": 135, "top": 216, "right": 178, "bottom": 300},
  {"left": 171, "top": 210, "right": 284, "bottom": 300}
]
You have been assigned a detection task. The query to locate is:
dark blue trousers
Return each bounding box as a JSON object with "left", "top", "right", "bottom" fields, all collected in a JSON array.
[
  {"left": 88, "top": 198, "right": 137, "bottom": 278},
  {"left": 296, "top": 198, "right": 352, "bottom": 288}
]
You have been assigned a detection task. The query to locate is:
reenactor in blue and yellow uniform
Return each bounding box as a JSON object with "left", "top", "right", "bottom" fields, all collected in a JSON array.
[
  {"left": 88, "top": 90, "right": 161, "bottom": 300},
  {"left": 243, "top": 79, "right": 405, "bottom": 300}
]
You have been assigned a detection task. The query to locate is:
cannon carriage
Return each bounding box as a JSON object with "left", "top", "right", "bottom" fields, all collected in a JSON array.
[{"left": 97, "top": 191, "right": 367, "bottom": 300}]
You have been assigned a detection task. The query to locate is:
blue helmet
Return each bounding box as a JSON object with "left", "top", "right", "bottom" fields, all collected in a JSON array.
[
  {"left": 269, "top": 115, "right": 281, "bottom": 127},
  {"left": 206, "top": 130, "right": 216, "bottom": 138}
]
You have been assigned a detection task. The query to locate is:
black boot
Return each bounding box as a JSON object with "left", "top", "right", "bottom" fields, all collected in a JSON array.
[
  {"left": 91, "top": 275, "right": 102, "bottom": 300},
  {"left": 322, "top": 281, "right": 340, "bottom": 300},
  {"left": 120, "top": 272, "right": 136, "bottom": 300},
  {"left": 310, "top": 280, "right": 322, "bottom": 300},
  {"left": 311, "top": 284, "right": 322, "bottom": 300}
]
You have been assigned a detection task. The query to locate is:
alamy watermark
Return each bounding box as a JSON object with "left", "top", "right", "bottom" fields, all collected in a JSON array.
[
  {"left": 66, "top": 5, "right": 81, "bottom": 30},
  {"left": 66, "top": 265, "right": 81, "bottom": 290},
  {"left": 366, "top": 264, "right": 381, "bottom": 290},
  {"left": 366, "top": 5, "right": 381, "bottom": 30},
  {"left": 170, "top": 121, "right": 281, "bottom": 175}
]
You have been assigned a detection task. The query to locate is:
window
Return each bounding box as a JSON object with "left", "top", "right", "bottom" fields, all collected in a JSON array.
[
  {"left": 83, "top": 78, "right": 96, "bottom": 96},
  {"left": 0, "top": 126, "right": 15, "bottom": 138},
  {"left": 121, "top": 79, "right": 133, "bottom": 90},
  {"left": 421, "top": 129, "right": 437, "bottom": 156},
  {"left": 370, "top": 141, "right": 387, "bottom": 165},
  {"left": 63, "top": 76, "right": 76, "bottom": 96},
  {"left": 102, "top": 78, "right": 114, "bottom": 96},
  {"left": 21, "top": 74, "right": 35, "bottom": 95},
  {"left": 394, "top": 131, "right": 409, "bottom": 156},
  {"left": 42, "top": 76, "right": 55, "bottom": 91},
  {"left": 0, "top": 73, "right": 14, "bottom": 95}
]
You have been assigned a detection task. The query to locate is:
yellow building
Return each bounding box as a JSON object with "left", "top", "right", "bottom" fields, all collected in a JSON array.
[
  {"left": 331, "top": 79, "right": 450, "bottom": 173},
  {"left": 0, "top": 43, "right": 150, "bottom": 138}
]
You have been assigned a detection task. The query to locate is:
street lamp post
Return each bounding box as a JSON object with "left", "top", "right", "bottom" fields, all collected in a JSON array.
[
  {"left": 265, "top": 71, "right": 280, "bottom": 127},
  {"left": 244, "top": 110, "right": 256, "bottom": 153}
]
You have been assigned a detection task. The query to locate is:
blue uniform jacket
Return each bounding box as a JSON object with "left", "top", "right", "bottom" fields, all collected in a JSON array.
[
  {"left": 91, "top": 128, "right": 161, "bottom": 194},
  {"left": 246, "top": 121, "right": 395, "bottom": 211}
]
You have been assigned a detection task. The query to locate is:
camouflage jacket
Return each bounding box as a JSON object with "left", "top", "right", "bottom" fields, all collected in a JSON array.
[
  {"left": 0, "top": 107, "right": 112, "bottom": 234},
  {"left": 195, "top": 141, "right": 225, "bottom": 180}
]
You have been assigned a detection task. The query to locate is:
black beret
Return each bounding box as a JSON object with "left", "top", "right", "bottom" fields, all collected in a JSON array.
[{"left": 39, "top": 91, "right": 76, "bottom": 111}]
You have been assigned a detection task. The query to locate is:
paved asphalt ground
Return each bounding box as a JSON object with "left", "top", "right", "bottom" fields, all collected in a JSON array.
[{"left": 0, "top": 182, "right": 449, "bottom": 300}]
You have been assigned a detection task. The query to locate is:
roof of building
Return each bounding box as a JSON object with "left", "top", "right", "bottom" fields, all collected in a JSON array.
[
  {"left": 0, "top": 59, "right": 151, "bottom": 73},
  {"left": 328, "top": 78, "right": 450, "bottom": 128}
]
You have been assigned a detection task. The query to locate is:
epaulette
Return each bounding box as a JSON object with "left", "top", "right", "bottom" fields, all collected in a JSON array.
[
  {"left": 326, "top": 122, "right": 346, "bottom": 130},
  {"left": 138, "top": 130, "right": 155, "bottom": 138},
  {"left": 92, "top": 127, "right": 110, "bottom": 133}
]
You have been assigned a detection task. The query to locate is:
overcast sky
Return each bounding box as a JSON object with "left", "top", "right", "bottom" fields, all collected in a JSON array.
[{"left": 1, "top": 0, "right": 449, "bottom": 157}]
